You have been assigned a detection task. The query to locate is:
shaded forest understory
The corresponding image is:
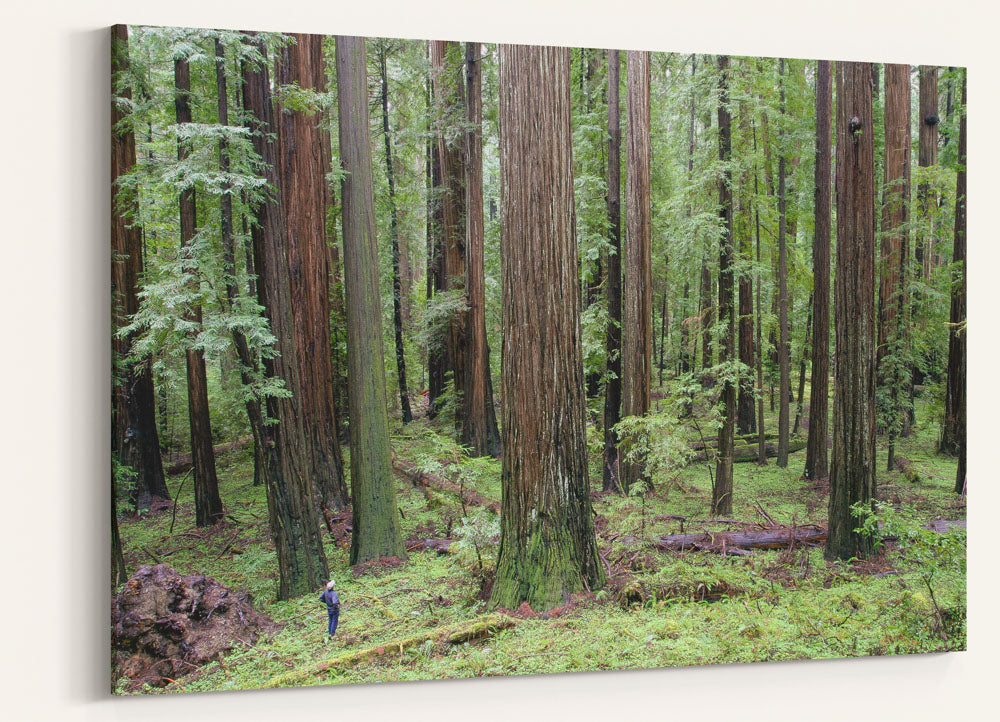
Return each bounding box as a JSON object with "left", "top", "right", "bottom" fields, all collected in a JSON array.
[
  {"left": 111, "top": 27, "right": 967, "bottom": 693},
  {"left": 117, "top": 389, "right": 965, "bottom": 693}
]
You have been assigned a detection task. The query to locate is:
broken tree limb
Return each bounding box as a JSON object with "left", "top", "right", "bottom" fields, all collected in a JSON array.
[
  {"left": 262, "top": 613, "right": 516, "bottom": 688},
  {"left": 391, "top": 455, "right": 500, "bottom": 514}
]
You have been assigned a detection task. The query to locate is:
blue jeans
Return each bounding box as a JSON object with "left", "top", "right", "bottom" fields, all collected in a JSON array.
[{"left": 327, "top": 609, "right": 339, "bottom": 637}]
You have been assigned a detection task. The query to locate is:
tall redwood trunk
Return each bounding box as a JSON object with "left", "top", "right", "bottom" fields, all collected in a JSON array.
[
  {"left": 776, "top": 58, "right": 791, "bottom": 468},
  {"left": 240, "top": 35, "right": 329, "bottom": 598},
  {"left": 111, "top": 25, "right": 169, "bottom": 507},
  {"left": 378, "top": 41, "right": 414, "bottom": 424},
  {"left": 276, "top": 33, "right": 348, "bottom": 510},
  {"left": 878, "top": 63, "right": 912, "bottom": 469},
  {"left": 827, "top": 61, "right": 877, "bottom": 561},
  {"left": 713, "top": 56, "right": 735, "bottom": 517},
  {"left": 431, "top": 41, "right": 467, "bottom": 432},
  {"left": 489, "top": 44, "right": 603, "bottom": 612},
  {"left": 805, "top": 59, "right": 832, "bottom": 480},
  {"left": 793, "top": 293, "right": 813, "bottom": 435},
  {"left": 462, "top": 41, "right": 501, "bottom": 456},
  {"left": 602, "top": 49, "right": 623, "bottom": 493},
  {"left": 736, "top": 98, "right": 756, "bottom": 436},
  {"left": 621, "top": 50, "right": 652, "bottom": 494},
  {"left": 916, "top": 66, "right": 939, "bottom": 279},
  {"left": 944, "top": 73, "right": 966, "bottom": 491},
  {"left": 174, "top": 52, "right": 222, "bottom": 527},
  {"left": 335, "top": 35, "right": 407, "bottom": 566},
  {"left": 426, "top": 43, "right": 447, "bottom": 418}
]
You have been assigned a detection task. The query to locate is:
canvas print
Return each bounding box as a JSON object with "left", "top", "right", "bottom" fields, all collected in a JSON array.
[{"left": 110, "top": 24, "right": 967, "bottom": 694}]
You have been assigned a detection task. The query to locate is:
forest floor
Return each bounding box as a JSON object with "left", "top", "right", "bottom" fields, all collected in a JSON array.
[{"left": 115, "top": 389, "right": 966, "bottom": 694}]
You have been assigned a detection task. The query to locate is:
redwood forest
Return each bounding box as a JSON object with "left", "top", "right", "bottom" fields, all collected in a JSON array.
[{"left": 110, "top": 25, "right": 967, "bottom": 693}]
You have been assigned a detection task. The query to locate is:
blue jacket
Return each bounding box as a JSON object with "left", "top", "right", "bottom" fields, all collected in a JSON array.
[{"left": 319, "top": 589, "right": 340, "bottom": 613}]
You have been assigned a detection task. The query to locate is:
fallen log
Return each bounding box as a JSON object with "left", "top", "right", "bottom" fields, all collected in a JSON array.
[
  {"left": 894, "top": 456, "right": 921, "bottom": 484},
  {"left": 391, "top": 455, "right": 500, "bottom": 515},
  {"left": 405, "top": 538, "right": 455, "bottom": 554},
  {"left": 690, "top": 432, "right": 778, "bottom": 450},
  {"left": 263, "top": 613, "right": 515, "bottom": 687},
  {"left": 657, "top": 525, "right": 827, "bottom": 553},
  {"left": 165, "top": 436, "right": 253, "bottom": 475},
  {"left": 691, "top": 439, "right": 806, "bottom": 463}
]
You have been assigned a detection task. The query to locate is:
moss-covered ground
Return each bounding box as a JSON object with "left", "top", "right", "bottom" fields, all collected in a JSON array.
[{"left": 116, "top": 389, "right": 965, "bottom": 694}]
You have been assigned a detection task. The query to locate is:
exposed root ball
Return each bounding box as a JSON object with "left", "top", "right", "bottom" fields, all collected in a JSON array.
[{"left": 112, "top": 564, "right": 280, "bottom": 690}]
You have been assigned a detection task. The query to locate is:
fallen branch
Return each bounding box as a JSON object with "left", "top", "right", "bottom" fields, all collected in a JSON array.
[
  {"left": 262, "top": 614, "right": 515, "bottom": 688},
  {"left": 690, "top": 439, "right": 806, "bottom": 464}
]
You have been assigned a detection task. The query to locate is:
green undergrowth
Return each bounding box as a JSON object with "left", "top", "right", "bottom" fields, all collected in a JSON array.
[{"left": 116, "top": 393, "right": 965, "bottom": 695}]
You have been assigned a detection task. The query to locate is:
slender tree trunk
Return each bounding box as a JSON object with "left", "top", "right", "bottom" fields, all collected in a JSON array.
[
  {"left": 215, "top": 37, "right": 272, "bottom": 500},
  {"left": 658, "top": 290, "right": 667, "bottom": 388},
  {"left": 431, "top": 41, "right": 467, "bottom": 433},
  {"left": 378, "top": 41, "right": 414, "bottom": 424},
  {"left": 276, "top": 33, "right": 348, "bottom": 510},
  {"left": 335, "top": 35, "right": 407, "bottom": 566},
  {"left": 878, "top": 63, "right": 912, "bottom": 469},
  {"left": 793, "top": 293, "right": 813, "bottom": 435},
  {"left": 806, "top": 59, "right": 832, "bottom": 480},
  {"left": 699, "top": 252, "right": 713, "bottom": 373},
  {"left": 713, "top": 56, "right": 735, "bottom": 517},
  {"left": 241, "top": 33, "right": 329, "bottom": 598},
  {"left": 111, "top": 25, "right": 169, "bottom": 507},
  {"left": 945, "top": 73, "right": 967, "bottom": 490},
  {"left": 827, "top": 61, "right": 877, "bottom": 562},
  {"left": 621, "top": 50, "right": 652, "bottom": 494},
  {"left": 776, "top": 58, "right": 791, "bottom": 468},
  {"left": 916, "top": 66, "right": 939, "bottom": 279},
  {"left": 602, "top": 49, "right": 623, "bottom": 493},
  {"left": 174, "top": 53, "right": 223, "bottom": 527},
  {"left": 462, "top": 41, "right": 501, "bottom": 456},
  {"left": 736, "top": 99, "right": 756, "bottom": 436},
  {"left": 752, "top": 119, "right": 768, "bottom": 466},
  {"left": 426, "top": 43, "right": 447, "bottom": 418},
  {"left": 489, "top": 44, "right": 603, "bottom": 611},
  {"left": 678, "top": 55, "right": 695, "bottom": 379}
]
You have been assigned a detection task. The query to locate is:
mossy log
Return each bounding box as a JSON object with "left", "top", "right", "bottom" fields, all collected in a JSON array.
[
  {"left": 263, "top": 613, "right": 515, "bottom": 687},
  {"left": 656, "top": 525, "right": 827, "bottom": 553},
  {"left": 691, "top": 439, "right": 805, "bottom": 463},
  {"left": 894, "top": 456, "right": 921, "bottom": 483},
  {"left": 690, "top": 432, "right": 778, "bottom": 450},
  {"left": 391, "top": 455, "right": 500, "bottom": 514}
]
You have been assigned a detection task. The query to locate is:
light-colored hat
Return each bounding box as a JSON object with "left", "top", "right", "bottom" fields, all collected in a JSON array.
[{"left": 326, "top": 579, "right": 336, "bottom": 590}]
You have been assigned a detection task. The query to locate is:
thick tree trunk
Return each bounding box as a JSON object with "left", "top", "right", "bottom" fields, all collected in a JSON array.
[
  {"left": 827, "top": 62, "right": 877, "bottom": 561},
  {"left": 378, "top": 42, "right": 414, "bottom": 424},
  {"left": 713, "top": 56, "right": 735, "bottom": 517},
  {"left": 490, "top": 44, "right": 603, "bottom": 612},
  {"left": 805, "top": 59, "right": 832, "bottom": 480},
  {"left": 431, "top": 41, "right": 467, "bottom": 433},
  {"left": 603, "top": 49, "right": 623, "bottom": 493},
  {"left": 335, "top": 35, "right": 407, "bottom": 566},
  {"left": 878, "top": 64, "right": 912, "bottom": 469},
  {"left": 945, "top": 73, "right": 967, "bottom": 489},
  {"left": 276, "top": 33, "right": 348, "bottom": 510},
  {"left": 776, "top": 59, "right": 791, "bottom": 468},
  {"left": 174, "top": 53, "right": 223, "bottom": 527},
  {"left": 462, "top": 41, "right": 501, "bottom": 457},
  {"left": 111, "top": 25, "right": 169, "bottom": 507},
  {"left": 241, "top": 33, "right": 329, "bottom": 599},
  {"left": 621, "top": 50, "right": 653, "bottom": 494}
]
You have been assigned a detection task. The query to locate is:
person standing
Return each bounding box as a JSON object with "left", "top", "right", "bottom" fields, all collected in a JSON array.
[{"left": 319, "top": 579, "right": 340, "bottom": 641}]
